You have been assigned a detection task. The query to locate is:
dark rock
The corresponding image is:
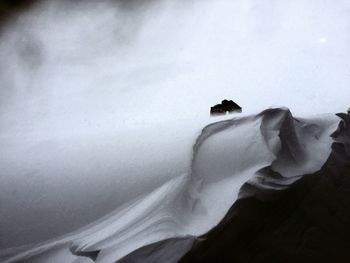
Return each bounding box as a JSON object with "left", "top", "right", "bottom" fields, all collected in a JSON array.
[{"left": 210, "top": 100, "right": 242, "bottom": 116}]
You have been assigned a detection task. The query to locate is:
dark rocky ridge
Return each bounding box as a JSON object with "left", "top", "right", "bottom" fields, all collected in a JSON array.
[{"left": 120, "top": 113, "right": 350, "bottom": 263}]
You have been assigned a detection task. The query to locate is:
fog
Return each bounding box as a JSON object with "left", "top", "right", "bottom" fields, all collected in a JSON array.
[
  {"left": 0, "top": 0, "right": 350, "bottom": 249},
  {"left": 1, "top": 0, "right": 349, "bottom": 134}
]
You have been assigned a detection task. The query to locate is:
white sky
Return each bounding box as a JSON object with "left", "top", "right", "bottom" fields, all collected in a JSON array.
[{"left": 0, "top": 0, "right": 349, "bottom": 134}]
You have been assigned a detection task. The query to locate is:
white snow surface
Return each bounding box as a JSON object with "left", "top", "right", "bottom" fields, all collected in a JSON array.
[{"left": 0, "top": 108, "right": 340, "bottom": 263}]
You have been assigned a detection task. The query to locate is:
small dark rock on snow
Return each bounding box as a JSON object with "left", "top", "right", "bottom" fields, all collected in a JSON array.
[{"left": 210, "top": 100, "right": 242, "bottom": 116}]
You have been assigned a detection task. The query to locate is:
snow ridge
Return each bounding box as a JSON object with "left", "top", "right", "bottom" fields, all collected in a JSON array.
[{"left": 0, "top": 108, "right": 339, "bottom": 263}]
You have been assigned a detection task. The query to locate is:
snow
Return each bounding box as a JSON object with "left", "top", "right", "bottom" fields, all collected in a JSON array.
[
  {"left": 0, "top": 118, "right": 211, "bottom": 248},
  {"left": 0, "top": 108, "right": 340, "bottom": 262}
]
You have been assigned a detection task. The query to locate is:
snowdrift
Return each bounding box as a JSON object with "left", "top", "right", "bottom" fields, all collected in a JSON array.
[
  {"left": 177, "top": 112, "right": 350, "bottom": 262},
  {"left": 0, "top": 108, "right": 340, "bottom": 263}
]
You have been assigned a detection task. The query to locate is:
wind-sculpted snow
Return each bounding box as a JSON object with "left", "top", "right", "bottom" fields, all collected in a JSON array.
[
  {"left": 121, "top": 108, "right": 340, "bottom": 263},
  {"left": 0, "top": 108, "right": 339, "bottom": 263},
  {"left": 177, "top": 112, "right": 350, "bottom": 263}
]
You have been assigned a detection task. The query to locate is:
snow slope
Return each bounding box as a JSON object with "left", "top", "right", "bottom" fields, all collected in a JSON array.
[{"left": 0, "top": 108, "right": 339, "bottom": 263}]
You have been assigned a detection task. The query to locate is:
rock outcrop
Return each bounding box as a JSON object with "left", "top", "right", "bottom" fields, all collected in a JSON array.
[{"left": 210, "top": 100, "right": 242, "bottom": 116}]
